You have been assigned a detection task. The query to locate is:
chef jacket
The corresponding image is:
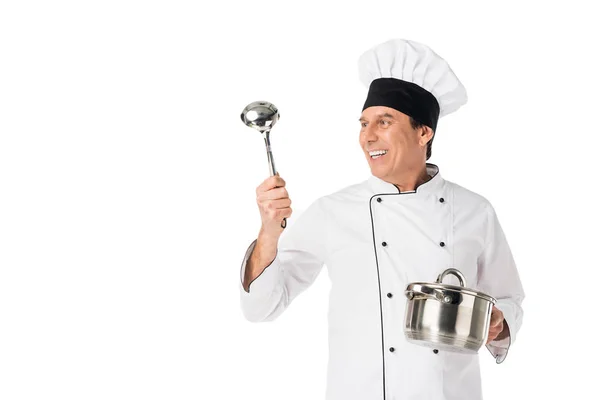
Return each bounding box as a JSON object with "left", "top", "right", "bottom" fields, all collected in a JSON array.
[{"left": 239, "top": 163, "right": 525, "bottom": 400}]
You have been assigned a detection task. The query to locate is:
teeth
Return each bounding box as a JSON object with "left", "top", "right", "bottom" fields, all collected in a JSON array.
[{"left": 369, "top": 150, "right": 388, "bottom": 157}]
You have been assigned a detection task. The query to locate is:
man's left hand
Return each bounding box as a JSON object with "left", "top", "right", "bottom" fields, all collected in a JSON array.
[{"left": 486, "top": 305, "right": 505, "bottom": 344}]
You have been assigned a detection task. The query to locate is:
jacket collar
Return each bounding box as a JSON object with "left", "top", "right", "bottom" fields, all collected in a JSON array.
[{"left": 367, "top": 163, "right": 444, "bottom": 195}]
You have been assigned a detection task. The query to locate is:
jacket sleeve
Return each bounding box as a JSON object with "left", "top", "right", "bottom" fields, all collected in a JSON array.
[
  {"left": 238, "top": 197, "right": 328, "bottom": 322},
  {"left": 476, "top": 201, "right": 525, "bottom": 364}
]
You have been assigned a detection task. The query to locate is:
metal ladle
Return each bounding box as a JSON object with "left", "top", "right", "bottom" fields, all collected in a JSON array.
[{"left": 241, "top": 101, "right": 286, "bottom": 229}]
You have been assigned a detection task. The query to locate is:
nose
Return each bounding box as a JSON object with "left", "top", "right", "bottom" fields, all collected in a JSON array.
[{"left": 362, "top": 122, "right": 379, "bottom": 141}]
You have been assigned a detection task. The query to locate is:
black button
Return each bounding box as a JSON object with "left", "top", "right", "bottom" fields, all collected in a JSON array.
[
  {"left": 389, "top": 347, "right": 395, "bottom": 352},
  {"left": 387, "top": 293, "right": 393, "bottom": 298},
  {"left": 382, "top": 241, "right": 387, "bottom": 247},
  {"left": 433, "top": 349, "right": 439, "bottom": 354},
  {"left": 377, "top": 197, "right": 382, "bottom": 202},
  {"left": 439, "top": 198, "right": 445, "bottom": 203},
  {"left": 440, "top": 242, "right": 445, "bottom": 247}
]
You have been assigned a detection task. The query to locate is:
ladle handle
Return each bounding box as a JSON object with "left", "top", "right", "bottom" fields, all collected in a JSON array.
[
  {"left": 264, "top": 132, "right": 286, "bottom": 229},
  {"left": 273, "top": 173, "right": 287, "bottom": 229}
]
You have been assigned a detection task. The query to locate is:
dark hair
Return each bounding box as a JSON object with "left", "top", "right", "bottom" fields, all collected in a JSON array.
[{"left": 409, "top": 116, "right": 433, "bottom": 160}]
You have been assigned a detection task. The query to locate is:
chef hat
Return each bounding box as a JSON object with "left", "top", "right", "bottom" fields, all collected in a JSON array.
[{"left": 358, "top": 38, "right": 468, "bottom": 132}]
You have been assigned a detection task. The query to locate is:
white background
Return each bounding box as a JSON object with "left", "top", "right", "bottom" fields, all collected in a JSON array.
[{"left": 1, "top": 1, "right": 598, "bottom": 399}]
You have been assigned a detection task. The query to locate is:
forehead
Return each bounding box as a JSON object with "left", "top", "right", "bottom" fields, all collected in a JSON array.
[{"left": 360, "top": 106, "right": 407, "bottom": 120}]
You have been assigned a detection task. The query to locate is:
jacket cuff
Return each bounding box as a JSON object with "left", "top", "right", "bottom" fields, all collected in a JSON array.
[
  {"left": 485, "top": 299, "right": 516, "bottom": 364},
  {"left": 239, "top": 239, "right": 280, "bottom": 297}
]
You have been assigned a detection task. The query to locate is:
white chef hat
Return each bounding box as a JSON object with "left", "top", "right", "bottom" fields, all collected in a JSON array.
[{"left": 358, "top": 38, "right": 468, "bottom": 132}]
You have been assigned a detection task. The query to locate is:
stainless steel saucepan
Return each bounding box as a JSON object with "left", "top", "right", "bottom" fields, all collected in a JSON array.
[{"left": 404, "top": 268, "right": 496, "bottom": 353}]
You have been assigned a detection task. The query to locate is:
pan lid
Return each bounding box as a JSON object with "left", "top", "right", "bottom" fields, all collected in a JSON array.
[{"left": 406, "top": 268, "right": 496, "bottom": 303}]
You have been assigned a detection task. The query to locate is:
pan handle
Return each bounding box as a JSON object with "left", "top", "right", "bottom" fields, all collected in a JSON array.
[{"left": 405, "top": 288, "right": 461, "bottom": 305}]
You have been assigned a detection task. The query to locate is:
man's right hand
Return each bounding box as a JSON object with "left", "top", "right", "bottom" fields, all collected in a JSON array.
[{"left": 256, "top": 173, "right": 293, "bottom": 239}]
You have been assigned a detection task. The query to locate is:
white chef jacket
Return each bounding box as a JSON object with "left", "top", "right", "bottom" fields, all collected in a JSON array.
[{"left": 239, "top": 163, "right": 525, "bottom": 400}]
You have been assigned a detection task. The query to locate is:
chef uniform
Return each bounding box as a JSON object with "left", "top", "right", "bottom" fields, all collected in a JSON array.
[{"left": 239, "top": 38, "right": 525, "bottom": 400}]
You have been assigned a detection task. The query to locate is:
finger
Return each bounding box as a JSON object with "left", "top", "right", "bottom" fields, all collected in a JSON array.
[
  {"left": 487, "top": 327, "right": 500, "bottom": 343},
  {"left": 490, "top": 310, "right": 503, "bottom": 326},
  {"left": 494, "top": 307, "right": 504, "bottom": 319},
  {"left": 487, "top": 330, "right": 499, "bottom": 344},
  {"left": 264, "top": 198, "right": 292, "bottom": 210},
  {"left": 273, "top": 175, "right": 285, "bottom": 186},
  {"left": 490, "top": 317, "right": 502, "bottom": 329},
  {"left": 281, "top": 207, "right": 293, "bottom": 218},
  {"left": 487, "top": 323, "right": 502, "bottom": 340},
  {"left": 265, "top": 207, "right": 292, "bottom": 220},
  {"left": 487, "top": 323, "right": 500, "bottom": 335},
  {"left": 258, "top": 187, "right": 289, "bottom": 201},
  {"left": 256, "top": 175, "right": 285, "bottom": 194}
]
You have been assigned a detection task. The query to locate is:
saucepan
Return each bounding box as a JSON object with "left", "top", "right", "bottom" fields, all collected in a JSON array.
[{"left": 404, "top": 268, "right": 496, "bottom": 353}]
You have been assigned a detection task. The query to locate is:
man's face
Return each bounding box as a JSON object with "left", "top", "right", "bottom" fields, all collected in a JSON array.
[{"left": 358, "top": 106, "right": 431, "bottom": 180}]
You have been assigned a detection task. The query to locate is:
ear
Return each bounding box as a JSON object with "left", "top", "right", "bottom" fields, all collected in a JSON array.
[{"left": 419, "top": 126, "right": 434, "bottom": 146}]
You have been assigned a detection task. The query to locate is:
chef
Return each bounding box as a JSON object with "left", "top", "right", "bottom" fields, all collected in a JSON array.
[{"left": 239, "top": 38, "right": 525, "bottom": 400}]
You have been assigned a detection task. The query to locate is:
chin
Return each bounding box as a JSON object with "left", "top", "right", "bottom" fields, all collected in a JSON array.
[
  {"left": 369, "top": 167, "right": 387, "bottom": 178},
  {"left": 366, "top": 157, "right": 390, "bottom": 177}
]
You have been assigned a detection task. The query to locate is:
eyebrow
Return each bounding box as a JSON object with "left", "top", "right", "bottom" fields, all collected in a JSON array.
[{"left": 359, "top": 112, "right": 395, "bottom": 122}]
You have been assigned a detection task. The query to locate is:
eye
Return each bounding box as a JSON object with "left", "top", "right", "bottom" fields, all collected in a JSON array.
[
  {"left": 380, "top": 120, "right": 391, "bottom": 126},
  {"left": 360, "top": 122, "right": 367, "bottom": 128}
]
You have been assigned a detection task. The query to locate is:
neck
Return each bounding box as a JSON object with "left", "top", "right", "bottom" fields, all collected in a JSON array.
[{"left": 390, "top": 164, "right": 431, "bottom": 192}]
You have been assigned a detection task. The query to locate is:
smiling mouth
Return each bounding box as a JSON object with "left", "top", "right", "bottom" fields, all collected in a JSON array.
[{"left": 370, "top": 150, "right": 388, "bottom": 160}]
